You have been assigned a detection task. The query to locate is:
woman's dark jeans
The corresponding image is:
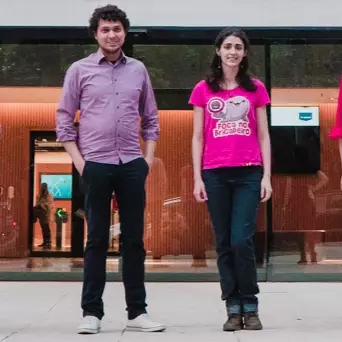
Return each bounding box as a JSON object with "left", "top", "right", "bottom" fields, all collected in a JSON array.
[{"left": 202, "top": 166, "right": 262, "bottom": 314}]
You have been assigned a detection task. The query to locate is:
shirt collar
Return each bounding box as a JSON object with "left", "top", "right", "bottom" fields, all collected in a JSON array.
[{"left": 95, "top": 49, "right": 127, "bottom": 65}]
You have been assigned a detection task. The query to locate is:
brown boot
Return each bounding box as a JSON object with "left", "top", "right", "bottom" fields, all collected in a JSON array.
[
  {"left": 243, "top": 312, "right": 263, "bottom": 330},
  {"left": 223, "top": 314, "right": 243, "bottom": 331}
]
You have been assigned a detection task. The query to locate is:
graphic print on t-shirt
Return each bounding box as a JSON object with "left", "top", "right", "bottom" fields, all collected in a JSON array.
[{"left": 207, "top": 96, "right": 251, "bottom": 138}]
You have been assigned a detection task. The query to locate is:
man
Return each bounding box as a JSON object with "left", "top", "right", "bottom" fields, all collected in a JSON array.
[{"left": 56, "top": 4, "right": 165, "bottom": 334}]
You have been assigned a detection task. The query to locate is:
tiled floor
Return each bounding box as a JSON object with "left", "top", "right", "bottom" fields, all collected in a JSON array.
[{"left": 2, "top": 282, "right": 342, "bottom": 341}]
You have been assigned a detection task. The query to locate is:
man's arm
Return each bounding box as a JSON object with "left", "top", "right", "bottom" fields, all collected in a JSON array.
[
  {"left": 139, "top": 67, "right": 159, "bottom": 167},
  {"left": 56, "top": 63, "right": 84, "bottom": 175}
]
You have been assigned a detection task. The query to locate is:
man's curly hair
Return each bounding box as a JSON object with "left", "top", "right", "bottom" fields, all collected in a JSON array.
[{"left": 89, "top": 5, "right": 130, "bottom": 33}]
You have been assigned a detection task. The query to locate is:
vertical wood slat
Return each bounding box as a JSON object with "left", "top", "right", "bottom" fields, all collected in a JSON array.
[{"left": 0, "top": 104, "right": 58, "bottom": 257}]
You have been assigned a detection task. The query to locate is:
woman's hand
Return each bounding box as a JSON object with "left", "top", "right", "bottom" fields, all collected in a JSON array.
[
  {"left": 193, "top": 179, "right": 208, "bottom": 203},
  {"left": 261, "top": 176, "right": 272, "bottom": 202}
]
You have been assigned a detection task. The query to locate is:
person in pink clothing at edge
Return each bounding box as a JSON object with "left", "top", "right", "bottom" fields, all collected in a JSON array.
[
  {"left": 189, "top": 28, "right": 272, "bottom": 332},
  {"left": 329, "top": 77, "right": 342, "bottom": 189}
]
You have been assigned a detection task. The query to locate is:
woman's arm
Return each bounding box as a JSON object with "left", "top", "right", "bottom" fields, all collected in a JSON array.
[
  {"left": 192, "top": 106, "right": 207, "bottom": 202},
  {"left": 192, "top": 106, "right": 204, "bottom": 182},
  {"left": 256, "top": 105, "right": 272, "bottom": 202}
]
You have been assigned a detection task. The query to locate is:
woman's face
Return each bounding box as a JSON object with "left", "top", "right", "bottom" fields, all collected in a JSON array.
[{"left": 216, "top": 35, "right": 246, "bottom": 68}]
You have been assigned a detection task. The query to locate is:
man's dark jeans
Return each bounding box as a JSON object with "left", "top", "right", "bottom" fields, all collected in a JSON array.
[
  {"left": 202, "top": 166, "right": 262, "bottom": 314},
  {"left": 81, "top": 157, "right": 149, "bottom": 320}
]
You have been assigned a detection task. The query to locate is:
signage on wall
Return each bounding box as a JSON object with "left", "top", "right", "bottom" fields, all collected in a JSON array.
[
  {"left": 40, "top": 174, "right": 72, "bottom": 200},
  {"left": 270, "top": 106, "right": 319, "bottom": 127}
]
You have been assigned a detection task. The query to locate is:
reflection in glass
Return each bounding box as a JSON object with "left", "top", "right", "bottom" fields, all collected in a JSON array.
[
  {"left": 32, "top": 137, "right": 72, "bottom": 251},
  {"left": 144, "top": 159, "right": 213, "bottom": 268},
  {"left": 133, "top": 45, "right": 265, "bottom": 89},
  {"left": 133, "top": 45, "right": 267, "bottom": 272},
  {"left": 270, "top": 44, "right": 342, "bottom": 277},
  {"left": 0, "top": 45, "right": 98, "bottom": 87}
]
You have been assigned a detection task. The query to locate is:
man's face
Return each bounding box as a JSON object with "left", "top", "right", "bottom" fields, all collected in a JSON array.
[{"left": 95, "top": 19, "right": 126, "bottom": 54}]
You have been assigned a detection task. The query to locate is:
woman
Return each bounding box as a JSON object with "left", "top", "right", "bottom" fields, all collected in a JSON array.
[
  {"left": 34, "top": 182, "right": 53, "bottom": 249},
  {"left": 189, "top": 28, "right": 272, "bottom": 331}
]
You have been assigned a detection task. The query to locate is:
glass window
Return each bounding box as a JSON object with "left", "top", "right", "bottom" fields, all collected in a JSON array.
[
  {"left": 134, "top": 45, "right": 213, "bottom": 89},
  {"left": 272, "top": 45, "right": 342, "bottom": 88},
  {"left": 134, "top": 44, "right": 265, "bottom": 89},
  {"left": 134, "top": 45, "right": 265, "bottom": 109},
  {"left": 269, "top": 44, "right": 342, "bottom": 280},
  {"left": 33, "top": 135, "right": 73, "bottom": 252},
  {"left": 0, "top": 45, "right": 97, "bottom": 86},
  {"left": 134, "top": 45, "right": 267, "bottom": 277}
]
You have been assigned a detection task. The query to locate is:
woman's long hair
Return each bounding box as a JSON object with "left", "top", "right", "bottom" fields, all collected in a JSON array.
[
  {"left": 38, "top": 182, "right": 49, "bottom": 200},
  {"left": 206, "top": 28, "right": 257, "bottom": 93}
]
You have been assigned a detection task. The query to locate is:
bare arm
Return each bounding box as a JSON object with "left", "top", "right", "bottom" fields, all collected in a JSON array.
[
  {"left": 192, "top": 106, "right": 207, "bottom": 202},
  {"left": 144, "top": 140, "right": 157, "bottom": 167},
  {"left": 256, "top": 106, "right": 271, "bottom": 179},
  {"left": 256, "top": 105, "right": 272, "bottom": 202},
  {"left": 192, "top": 106, "right": 204, "bottom": 182}
]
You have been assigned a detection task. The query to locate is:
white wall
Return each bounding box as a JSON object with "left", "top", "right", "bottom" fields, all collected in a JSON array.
[{"left": 1, "top": 0, "right": 341, "bottom": 28}]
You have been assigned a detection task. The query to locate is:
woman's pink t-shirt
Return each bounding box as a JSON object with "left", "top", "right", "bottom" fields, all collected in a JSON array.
[{"left": 189, "top": 78, "right": 271, "bottom": 170}]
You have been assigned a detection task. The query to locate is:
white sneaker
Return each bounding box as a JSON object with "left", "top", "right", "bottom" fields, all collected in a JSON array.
[
  {"left": 126, "top": 314, "right": 166, "bottom": 332},
  {"left": 77, "top": 316, "right": 101, "bottom": 334}
]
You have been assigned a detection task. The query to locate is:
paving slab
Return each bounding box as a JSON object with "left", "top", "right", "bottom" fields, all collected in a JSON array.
[{"left": 1, "top": 282, "right": 342, "bottom": 341}]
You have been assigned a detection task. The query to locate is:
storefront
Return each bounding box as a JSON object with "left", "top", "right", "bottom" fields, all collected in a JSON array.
[{"left": 0, "top": 0, "right": 342, "bottom": 281}]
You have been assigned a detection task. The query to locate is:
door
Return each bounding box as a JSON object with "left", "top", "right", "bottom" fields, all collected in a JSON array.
[
  {"left": 29, "top": 130, "right": 121, "bottom": 257},
  {"left": 29, "top": 131, "right": 73, "bottom": 256}
]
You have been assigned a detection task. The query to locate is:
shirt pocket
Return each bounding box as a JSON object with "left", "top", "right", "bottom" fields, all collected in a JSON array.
[
  {"left": 118, "top": 81, "right": 143, "bottom": 106},
  {"left": 81, "top": 83, "right": 112, "bottom": 110}
]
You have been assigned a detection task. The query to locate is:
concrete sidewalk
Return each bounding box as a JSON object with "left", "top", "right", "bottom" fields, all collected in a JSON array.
[{"left": 0, "top": 282, "right": 341, "bottom": 341}]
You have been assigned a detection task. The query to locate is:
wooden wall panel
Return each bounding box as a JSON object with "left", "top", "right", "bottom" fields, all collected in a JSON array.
[
  {"left": 0, "top": 104, "right": 294, "bottom": 258},
  {"left": 144, "top": 111, "right": 266, "bottom": 258},
  {"left": 0, "top": 104, "right": 58, "bottom": 257}
]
